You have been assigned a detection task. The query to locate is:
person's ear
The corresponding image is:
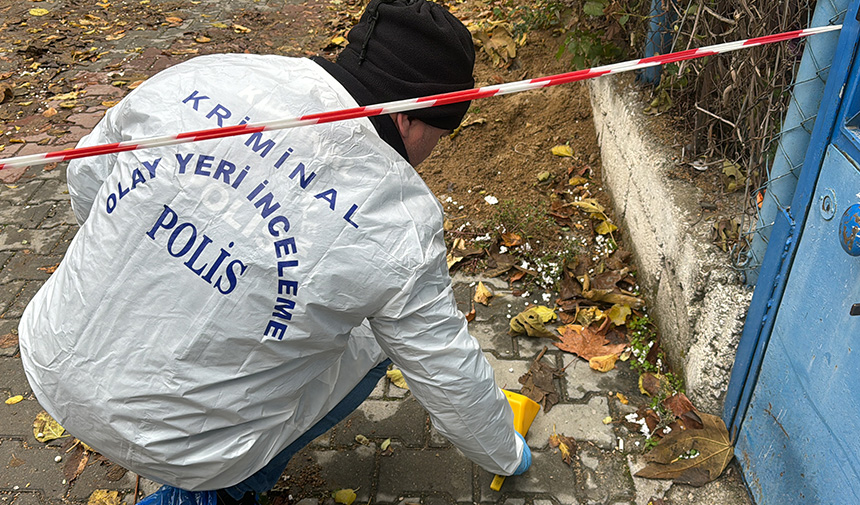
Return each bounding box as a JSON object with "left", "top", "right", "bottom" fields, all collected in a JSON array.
[{"left": 392, "top": 113, "right": 417, "bottom": 142}]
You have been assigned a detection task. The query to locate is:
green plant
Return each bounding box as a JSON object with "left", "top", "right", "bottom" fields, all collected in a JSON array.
[
  {"left": 511, "top": 0, "right": 566, "bottom": 37},
  {"left": 486, "top": 199, "right": 554, "bottom": 242},
  {"left": 557, "top": 29, "right": 622, "bottom": 69}
]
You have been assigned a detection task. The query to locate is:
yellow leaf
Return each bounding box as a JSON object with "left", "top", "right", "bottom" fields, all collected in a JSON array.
[
  {"left": 29, "top": 8, "right": 50, "bottom": 16},
  {"left": 105, "top": 32, "right": 125, "bottom": 41},
  {"left": 380, "top": 438, "right": 391, "bottom": 451},
  {"left": 127, "top": 80, "right": 145, "bottom": 90},
  {"left": 59, "top": 101, "right": 78, "bottom": 109},
  {"left": 5, "top": 395, "right": 23, "bottom": 405},
  {"left": 33, "top": 411, "right": 66, "bottom": 442},
  {"left": 110, "top": 80, "right": 127, "bottom": 86},
  {"left": 569, "top": 198, "right": 605, "bottom": 215},
  {"left": 616, "top": 392, "right": 629, "bottom": 404},
  {"left": 602, "top": 416, "right": 612, "bottom": 425},
  {"left": 96, "top": 2, "right": 111, "bottom": 7},
  {"left": 18, "top": 101, "right": 33, "bottom": 106},
  {"left": 195, "top": 35, "right": 211, "bottom": 43},
  {"left": 532, "top": 305, "right": 557, "bottom": 322},
  {"left": 559, "top": 439, "right": 572, "bottom": 462},
  {"left": 551, "top": 145, "right": 573, "bottom": 157},
  {"left": 595, "top": 220, "right": 617, "bottom": 235},
  {"left": 43, "top": 107, "right": 58, "bottom": 117},
  {"left": 211, "top": 22, "right": 229, "bottom": 28},
  {"left": 510, "top": 306, "right": 557, "bottom": 338},
  {"left": 354, "top": 434, "right": 370, "bottom": 445},
  {"left": 589, "top": 354, "right": 618, "bottom": 372},
  {"left": 605, "top": 304, "right": 631, "bottom": 326},
  {"left": 386, "top": 369, "right": 409, "bottom": 390},
  {"left": 474, "top": 281, "right": 493, "bottom": 306},
  {"left": 87, "top": 490, "right": 121, "bottom": 505},
  {"left": 233, "top": 24, "right": 251, "bottom": 33},
  {"left": 101, "top": 100, "right": 120, "bottom": 107},
  {"left": 330, "top": 35, "right": 347, "bottom": 46},
  {"left": 332, "top": 489, "right": 356, "bottom": 505},
  {"left": 50, "top": 91, "right": 82, "bottom": 100},
  {"left": 446, "top": 252, "right": 463, "bottom": 270},
  {"left": 569, "top": 176, "right": 587, "bottom": 186}
]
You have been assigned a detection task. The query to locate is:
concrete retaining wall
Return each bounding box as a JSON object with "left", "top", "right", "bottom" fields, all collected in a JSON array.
[{"left": 588, "top": 74, "right": 753, "bottom": 415}]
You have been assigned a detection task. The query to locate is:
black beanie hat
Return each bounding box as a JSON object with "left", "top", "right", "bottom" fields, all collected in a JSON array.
[{"left": 336, "top": 0, "right": 476, "bottom": 131}]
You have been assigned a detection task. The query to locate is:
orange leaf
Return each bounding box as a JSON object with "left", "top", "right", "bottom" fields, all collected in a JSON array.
[
  {"left": 509, "top": 270, "right": 526, "bottom": 283},
  {"left": 165, "top": 16, "right": 183, "bottom": 24},
  {"left": 554, "top": 321, "right": 626, "bottom": 360},
  {"left": 501, "top": 232, "right": 522, "bottom": 247}
]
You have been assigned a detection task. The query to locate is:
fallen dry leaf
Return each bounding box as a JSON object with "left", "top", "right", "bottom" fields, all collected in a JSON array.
[
  {"left": 0, "top": 84, "right": 12, "bottom": 104},
  {"left": 501, "top": 232, "right": 522, "bottom": 247},
  {"left": 386, "top": 369, "right": 409, "bottom": 390},
  {"left": 474, "top": 281, "right": 493, "bottom": 306},
  {"left": 616, "top": 392, "right": 629, "bottom": 405},
  {"left": 33, "top": 411, "right": 66, "bottom": 442},
  {"left": 464, "top": 305, "right": 476, "bottom": 322},
  {"left": 37, "top": 263, "right": 59, "bottom": 274},
  {"left": 662, "top": 393, "right": 695, "bottom": 418},
  {"left": 595, "top": 219, "right": 617, "bottom": 235},
  {"left": 575, "top": 306, "right": 604, "bottom": 327},
  {"left": 551, "top": 145, "right": 573, "bottom": 157},
  {"left": 470, "top": 22, "right": 517, "bottom": 67},
  {"left": 568, "top": 198, "right": 605, "bottom": 215},
  {"left": 50, "top": 91, "right": 83, "bottom": 101},
  {"left": 589, "top": 354, "right": 618, "bottom": 372},
  {"left": 605, "top": 304, "right": 631, "bottom": 326},
  {"left": 519, "top": 347, "right": 562, "bottom": 412},
  {"left": 64, "top": 445, "right": 90, "bottom": 482},
  {"left": 1, "top": 332, "right": 19, "bottom": 349},
  {"left": 42, "top": 107, "right": 58, "bottom": 117},
  {"left": 354, "top": 434, "right": 370, "bottom": 446},
  {"left": 165, "top": 16, "right": 183, "bottom": 24},
  {"left": 635, "top": 412, "right": 733, "bottom": 486},
  {"left": 5, "top": 395, "right": 23, "bottom": 405},
  {"left": 332, "top": 489, "right": 356, "bottom": 505},
  {"left": 581, "top": 288, "right": 645, "bottom": 308},
  {"left": 87, "top": 490, "right": 120, "bottom": 505},
  {"left": 29, "top": 8, "right": 50, "bottom": 16},
  {"left": 195, "top": 35, "right": 211, "bottom": 43},
  {"left": 639, "top": 373, "right": 670, "bottom": 397},
  {"left": 549, "top": 430, "right": 576, "bottom": 465},
  {"left": 233, "top": 24, "right": 252, "bottom": 33},
  {"left": 554, "top": 321, "right": 626, "bottom": 361},
  {"left": 510, "top": 306, "right": 557, "bottom": 338}
]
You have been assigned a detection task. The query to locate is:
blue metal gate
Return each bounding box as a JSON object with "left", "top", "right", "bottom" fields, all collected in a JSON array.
[{"left": 724, "top": 3, "right": 860, "bottom": 503}]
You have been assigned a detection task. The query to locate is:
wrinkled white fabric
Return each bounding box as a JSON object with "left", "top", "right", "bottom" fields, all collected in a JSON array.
[{"left": 18, "top": 55, "right": 522, "bottom": 490}]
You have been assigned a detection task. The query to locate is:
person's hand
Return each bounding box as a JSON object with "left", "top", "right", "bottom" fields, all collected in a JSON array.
[{"left": 512, "top": 432, "right": 531, "bottom": 475}]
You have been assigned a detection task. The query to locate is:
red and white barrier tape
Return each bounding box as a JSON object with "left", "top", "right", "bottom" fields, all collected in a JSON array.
[{"left": 0, "top": 24, "right": 842, "bottom": 171}]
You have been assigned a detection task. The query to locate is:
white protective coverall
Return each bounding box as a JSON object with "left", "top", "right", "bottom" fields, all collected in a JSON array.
[{"left": 18, "top": 54, "right": 523, "bottom": 490}]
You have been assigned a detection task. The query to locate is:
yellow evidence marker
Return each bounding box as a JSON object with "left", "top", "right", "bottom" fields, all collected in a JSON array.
[{"left": 490, "top": 390, "right": 541, "bottom": 491}]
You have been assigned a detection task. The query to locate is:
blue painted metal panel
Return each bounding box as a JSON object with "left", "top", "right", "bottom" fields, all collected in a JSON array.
[
  {"left": 736, "top": 145, "right": 860, "bottom": 503},
  {"left": 725, "top": 3, "right": 860, "bottom": 435},
  {"left": 729, "top": 1, "right": 860, "bottom": 502}
]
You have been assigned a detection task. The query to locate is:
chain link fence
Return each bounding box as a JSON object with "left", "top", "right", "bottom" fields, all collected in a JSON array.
[{"left": 652, "top": 0, "right": 848, "bottom": 284}]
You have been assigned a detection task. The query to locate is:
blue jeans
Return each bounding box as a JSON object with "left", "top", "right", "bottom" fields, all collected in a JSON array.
[{"left": 222, "top": 358, "right": 391, "bottom": 499}]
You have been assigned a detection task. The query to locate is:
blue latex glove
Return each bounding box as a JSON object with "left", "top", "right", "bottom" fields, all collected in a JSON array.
[
  {"left": 512, "top": 431, "right": 532, "bottom": 475},
  {"left": 136, "top": 486, "right": 217, "bottom": 505}
]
